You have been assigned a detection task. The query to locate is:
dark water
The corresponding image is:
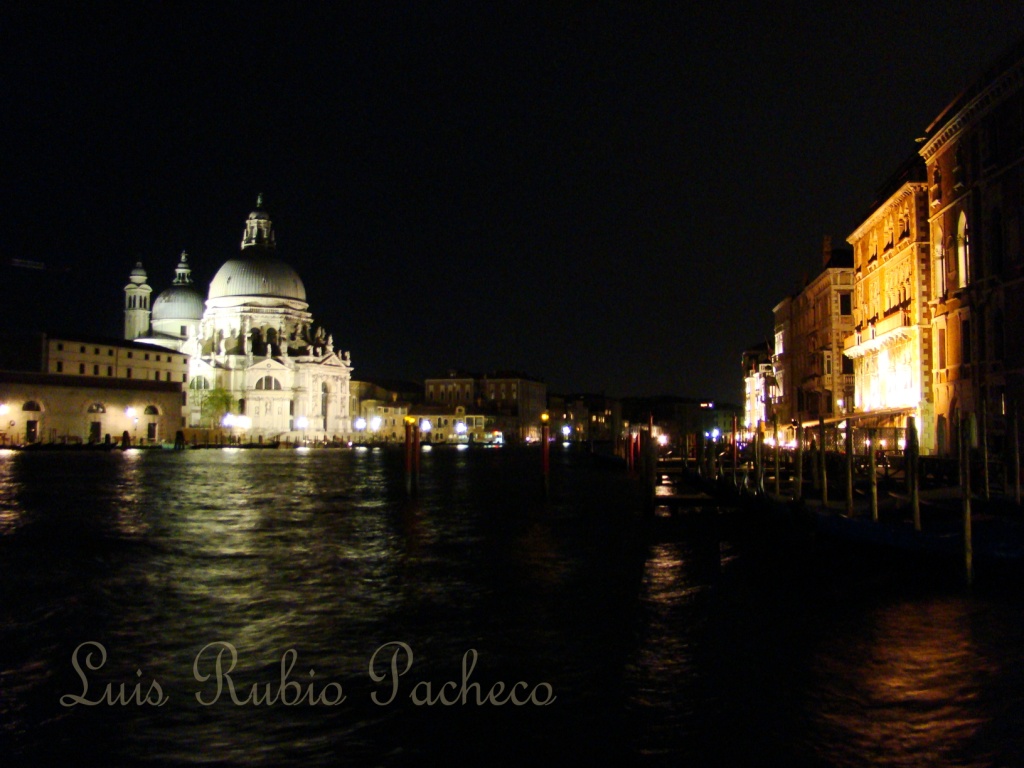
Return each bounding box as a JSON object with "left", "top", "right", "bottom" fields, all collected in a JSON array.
[{"left": 1, "top": 446, "right": 1023, "bottom": 767}]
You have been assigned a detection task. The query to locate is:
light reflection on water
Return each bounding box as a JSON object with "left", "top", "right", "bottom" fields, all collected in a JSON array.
[{"left": 0, "top": 448, "right": 1022, "bottom": 766}]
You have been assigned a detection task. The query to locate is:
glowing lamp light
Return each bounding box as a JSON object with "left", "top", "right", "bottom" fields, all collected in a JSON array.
[
  {"left": 0, "top": 404, "right": 8, "bottom": 416},
  {"left": 711, "top": 428, "right": 720, "bottom": 440},
  {"left": 898, "top": 438, "right": 907, "bottom": 450},
  {"left": 657, "top": 434, "right": 669, "bottom": 446},
  {"left": 236, "top": 415, "right": 251, "bottom": 429},
  {"left": 222, "top": 413, "right": 236, "bottom": 427},
  {"left": 455, "top": 421, "right": 467, "bottom": 435},
  {"left": 125, "top": 407, "right": 137, "bottom": 418},
  {"left": 369, "top": 416, "right": 382, "bottom": 431},
  {"left": 296, "top": 416, "right": 309, "bottom": 430},
  {"left": 354, "top": 417, "right": 367, "bottom": 431},
  {"left": 420, "top": 419, "right": 432, "bottom": 433},
  {"left": 561, "top": 425, "right": 571, "bottom": 437},
  {"left": 540, "top": 413, "right": 549, "bottom": 423}
]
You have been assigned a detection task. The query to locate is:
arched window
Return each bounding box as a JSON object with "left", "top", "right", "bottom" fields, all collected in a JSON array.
[
  {"left": 957, "top": 211, "right": 970, "bottom": 288},
  {"left": 22, "top": 401, "right": 41, "bottom": 411},
  {"left": 255, "top": 375, "right": 282, "bottom": 391},
  {"left": 144, "top": 405, "right": 159, "bottom": 415},
  {"left": 321, "top": 382, "right": 329, "bottom": 429},
  {"left": 189, "top": 376, "right": 211, "bottom": 390},
  {"left": 87, "top": 403, "right": 106, "bottom": 413}
]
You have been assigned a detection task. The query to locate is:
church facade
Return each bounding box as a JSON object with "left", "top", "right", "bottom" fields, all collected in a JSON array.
[{"left": 125, "top": 197, "right": 353, "bottom": 441}]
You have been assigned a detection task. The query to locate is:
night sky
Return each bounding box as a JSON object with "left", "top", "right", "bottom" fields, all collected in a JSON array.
[{"left": 4, "top": 3, "right": 1023, "bottom": 401}]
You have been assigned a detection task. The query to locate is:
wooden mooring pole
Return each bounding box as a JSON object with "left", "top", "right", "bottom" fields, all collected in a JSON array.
[
  {"left": 981, "top": 396, "right": 990, "bottom": 501},
  {"left": 845, "top": 419, "right": 854, "bottom": 517},
  {"left": 868, "top": 428, "right": 878, "bottom": 522},
  {"left": 732, "top": 415, "right": 739, "bottom": 488},
  {"left": 908, "top": 416, "right": 920, "bottom": 532},
  {"left": 773, "top": 414, "right": 780, "bottom": 497},
  {"left": 1013, "top": 403, "right": 1021, "bottom": 506},
  {"left": 961, "top": 424, "right": 974, "bottom": 587},
  {"left": 819, "top": 417, "right": 828, "bottom": 507},
  {"left": 794, "top": 424, "right": 804, "bottom": 501}
]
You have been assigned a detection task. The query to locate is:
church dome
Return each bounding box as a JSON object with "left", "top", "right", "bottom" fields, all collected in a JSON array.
[
  {"left": 152, "top": 284, "right": 205, "bottom": 321},
  {"left": 208, "top": 257, "right": 307, "bottom": 301}
]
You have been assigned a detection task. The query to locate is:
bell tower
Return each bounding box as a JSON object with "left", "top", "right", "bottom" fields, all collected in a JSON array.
[{"left": 124, "top": 261, "right": 152, "bottom": 339}]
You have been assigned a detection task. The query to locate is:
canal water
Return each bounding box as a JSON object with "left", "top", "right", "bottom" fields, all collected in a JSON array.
[{"left": 1, "top": 446, "right": 1023, "bottom": 767}]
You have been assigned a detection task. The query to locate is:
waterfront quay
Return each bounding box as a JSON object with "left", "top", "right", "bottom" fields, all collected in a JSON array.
[{"left": 3, "top": 445, "right": 1024, "bottom": 766}]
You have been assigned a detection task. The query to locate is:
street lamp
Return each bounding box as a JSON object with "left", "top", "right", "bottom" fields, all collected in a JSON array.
[{"left": 296, "top": 415, "right": 309, "bottom": 445}]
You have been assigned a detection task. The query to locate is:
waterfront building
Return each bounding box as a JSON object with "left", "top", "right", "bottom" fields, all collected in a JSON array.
[
  {"left": 424, "top": 370, "right": 547, "bottom": 441},
  {"left": 124, "top": 197, "right": 354, "bottom": 441},
  {"left": 843, "top": 158, "right": 935, "bottom": 452},
  {"left": 918, "top": 39, "right": 1024, "bottom": 456},
  {"left": 741, "top": 342, "right": 777, "bottom": 436},
  {"left": 1, "top": 331, "right": 190, "bottom": 386},
  {"left": 350, "top": 379, "right": 419, "bottom": 441},
  {"left": 406, "top": 404, "right": 496, "bottom": 444},
  {"left": 772, "top": 239, "right": 855, "bottom": 428},
  {"left": 0, "top": 370, "right": 182, "bottom": 446}
]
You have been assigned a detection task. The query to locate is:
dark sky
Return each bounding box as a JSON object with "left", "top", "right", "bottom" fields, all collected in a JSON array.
[{"left": 4, "top": 3, "right": 1023, "bottom": 401}]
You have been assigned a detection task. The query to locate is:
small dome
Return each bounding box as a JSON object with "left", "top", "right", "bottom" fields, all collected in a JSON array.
[
  {"left": 208, "top": 256, "right": 306, "bottom": 301},
  {"left": 152, "top": 284, "right": 205, "bottom": 321},
  {"left": 128, "top": 261, "right": 148, "bottom": 284}
]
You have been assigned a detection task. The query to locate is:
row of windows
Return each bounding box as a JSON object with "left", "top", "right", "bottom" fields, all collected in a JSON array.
[
  {"left": 55, "top": 361, "right": 184, "bottom": 382},
  {"left": 54, "top": 343, "right": 184, "bottom": 364}
]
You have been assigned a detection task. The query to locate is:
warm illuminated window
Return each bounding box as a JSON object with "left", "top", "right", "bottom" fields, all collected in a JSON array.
[
  {"left": 933, "top": 228, "right": 946, "bottom": 297},
  {"left": 957, "top": 212, "right": 970, "bottom": 288}
]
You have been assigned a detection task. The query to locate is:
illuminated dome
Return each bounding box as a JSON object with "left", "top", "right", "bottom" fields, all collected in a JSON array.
[
  {"left": 207, "top": 195, "right": 306, "bottom": 302},
  {"left": 208, "top": 257, "right": 306, "bottom": 301},
  {"left": 153, "top": 284, "right": 204, "bottom": 320},
  {"left": 152, "top": 251, "right": 204, "bottom": 320}
]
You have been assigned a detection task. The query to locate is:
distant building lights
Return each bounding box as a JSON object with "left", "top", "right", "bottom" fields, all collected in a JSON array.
[
  {"left": 455, "top": 421, "right": 467, "bottom": 434},
  {"left": 420, "top": 419, "right": 432, "bottom": 433},
  {"left": 561, "top": 425, "right": 571, "bottom": 437},
  {"left": 354, "top": 417, "right": 367, "bottom": 431},
  {"left": 657, "top": 434, "right": 669, "bottom": 446},
  {"left": 711, "top": 428, "right": 720, "bottom": 439},
  {"left": 369, "top": 416, "right": 382, "bottom": 431},
  {"left": 296, "top": 416, "right": 309, "bottom": 430}
]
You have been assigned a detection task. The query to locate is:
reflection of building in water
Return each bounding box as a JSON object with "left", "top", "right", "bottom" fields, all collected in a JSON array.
[{"left": 125, "top": 197, "right": 353, "bottom": 440}]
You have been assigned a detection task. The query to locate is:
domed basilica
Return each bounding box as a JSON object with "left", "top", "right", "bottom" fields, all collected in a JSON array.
[{"left": 124, "top": 197, "right": 353, "bottom": 439}]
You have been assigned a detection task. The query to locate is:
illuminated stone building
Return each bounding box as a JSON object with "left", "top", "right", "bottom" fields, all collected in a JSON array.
[
  {"left": 918, "top": 40, "right": 1024, "bottom": 456},
  {"left": 424, "top": 370, "right": 547, "bottom": 441},
  {"left": 0, "top": 370, "right": 182, "bottom": 446},
  {"left": 125, "top": 197, "right": 354, "bottom": 441},
  {"left": 773, "top": 240, "right": 855, "bottom": 427},
  {"left": 843, "top": 159, "right": 935, "bottom": 452},
  {"left": 741, "top": 342, "right": 776, "bottom": 435}
]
